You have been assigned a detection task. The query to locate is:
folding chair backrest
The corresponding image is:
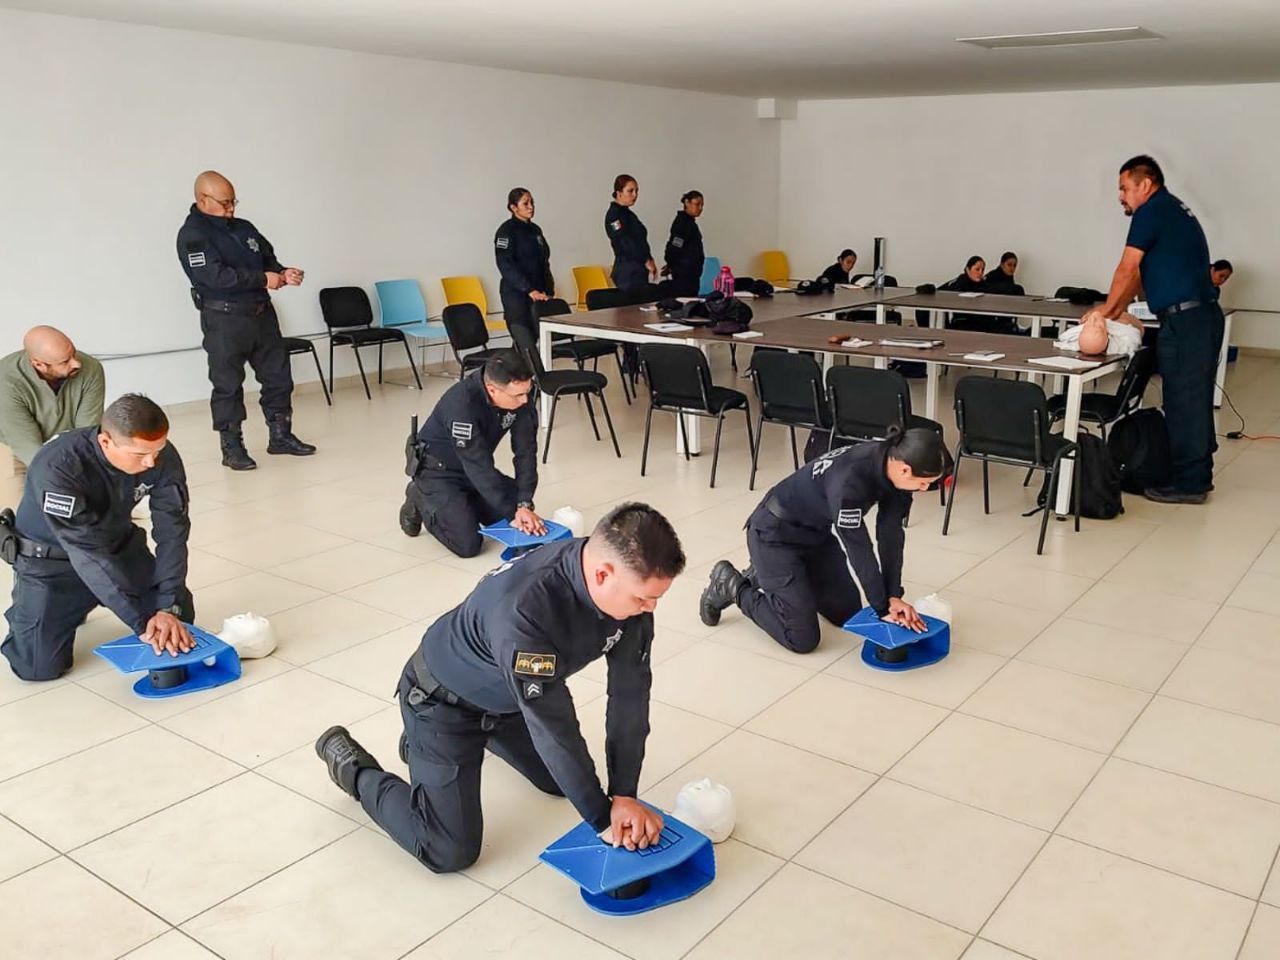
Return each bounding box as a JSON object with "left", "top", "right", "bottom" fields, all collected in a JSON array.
[
  {"left": 953, "top": 375, "right": 1051, "bottom": 463},
  {"left": 758, "top": 250, "right": 790, "bottom": 285},
  {"left": 441, "top": 303, "right": 490, "bottom": 352},
  {"left": 698, "top": 257, "right": 722, "bottom": 296},
  {"left": 639, "top": 343, "right": 711, "bottom": 410},
  {"left": 586, "top": 288, "right": 631, "bottom": 311},
  {"left": 827, "top": 366, "right": 911, "bottom": 440},
  {"left": 441, "top": 275, "right": 493, "bottom": 325},
  {"left": 537, "top": 298, "right": 573, "bottom": 319},
  {"left": 750, "top": 350, "right": 825, "bottom": 422},
  {"left": 507, "top": 322, "right": 547, "bottom": 379},
  {"left": 373, "top": 279, "right": 426, "bottom": 329},
  {"left": 1113, "top": 345, "right": 1156, "bottom": 415},
  {"left": 320, "top": 286, "right": 374, "bottom": 330},
  {"left": 572, "top": 265, "right": 611, "bottom": 309}
]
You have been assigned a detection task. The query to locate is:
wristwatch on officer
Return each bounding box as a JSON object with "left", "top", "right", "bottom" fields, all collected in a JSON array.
[{"left": 517, "top": 500, "right": 535, "bottom": 511}]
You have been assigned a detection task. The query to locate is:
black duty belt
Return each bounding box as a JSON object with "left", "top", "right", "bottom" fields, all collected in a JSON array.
[
  {"left": 18, "top": 539, "right": 69, "bottom": 560},
  {"left": 1155, "top": 300, "right": 1205, "bottom": 319},
  {"left": 409, "top": 648, "right": 502, "bottom": 730},
  {"left": 202, "top": 299, "right": 269, "bottom": 316}
]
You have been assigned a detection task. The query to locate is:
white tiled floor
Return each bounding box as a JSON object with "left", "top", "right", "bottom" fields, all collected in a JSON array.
[{"left": 1, "top": 350, "right": 1279, "bottom": 958}]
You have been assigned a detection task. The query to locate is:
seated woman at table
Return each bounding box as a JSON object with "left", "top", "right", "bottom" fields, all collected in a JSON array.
[
  {"left": 983, "top": 251, "right": 1025, "bottom": 295},
  {"left": 940, "top": 255, "right": 1015, "bottom": 334},
  {"left": 819, "top": 249, "right": 858, "bottom": 285}
]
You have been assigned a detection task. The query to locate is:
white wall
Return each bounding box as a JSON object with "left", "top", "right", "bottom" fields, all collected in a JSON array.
[
  {"left": 0, "top": 9, "right": 780, "bottom": 405},
  {"left": 779, "top": 84, "right": 1280, "bottom": 350}
]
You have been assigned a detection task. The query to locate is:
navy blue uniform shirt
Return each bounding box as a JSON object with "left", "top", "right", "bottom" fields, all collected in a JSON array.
[
  {"left": 1125, "top": 187, "right": 1213, "bottom": 313},
  {"left": 421, "top": 538, "right": 654, "bottom": 830},
  {"left": 176, "top": 204, "right": 283, "bottom": 304},
  {"left": 494, "top": 216, "right": 554, "bottom": 296},
  {"left": 754, "top": 440, "right": 912, "bottom": 615},
  {"left": 663, "top": 210, "right": 704, "bottom": 279},
  {"left": 417, "top": 370, "right": 538, "bottom": 508},
  {"left": 16, "top": 427, "right": 190, "bottom": 634},
  {"left": 605, "top": 201, "right": 651, "bottom": 266}
]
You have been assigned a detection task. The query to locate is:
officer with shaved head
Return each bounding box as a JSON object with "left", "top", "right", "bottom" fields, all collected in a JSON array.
[
  {"left": 0, "top": 325, "right": 104, "bottom": 473},
  {"left": 177, "top": 170, "right": 315, "bottom": 471}
]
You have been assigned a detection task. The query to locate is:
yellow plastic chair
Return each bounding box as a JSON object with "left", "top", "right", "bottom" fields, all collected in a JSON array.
[
  {"left": 441, "top": 276, "right": 502, "bottom": 331},
  {"left": 758, "top": 250, "right": 791, "bottom": 286},
  {"left": 572, "top": 265, "right": 612, "bottom": 311}
]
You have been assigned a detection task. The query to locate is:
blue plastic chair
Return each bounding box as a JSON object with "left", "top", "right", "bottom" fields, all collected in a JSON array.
[
  {"left": 374, "top": 279, "right": 448, "bottom": 344},
  {"left": 698, "top": 256, "right": 722, "bottom": 297}
]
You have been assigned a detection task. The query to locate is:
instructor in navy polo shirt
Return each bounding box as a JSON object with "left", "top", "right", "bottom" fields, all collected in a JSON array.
[{"left": 1084, "top": 155, "right": 1222, "bottom": 504}]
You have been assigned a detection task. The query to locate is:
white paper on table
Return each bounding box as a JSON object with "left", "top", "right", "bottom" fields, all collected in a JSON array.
[
  {"left": 879, "top": 337, "right": 943, "bottom": 349},
  {"left": 733, "top": 330, "right": 764, "bottom": 339},
  {"left": 812, "top": 311, "right": 840, "bottom": 320},
  {"left": 854, "top": 276, "right": 875, "bottom": 288},
  {"left": 839, "top": 337, "right": 874, "bottom": 348},
  {"left": 1028, "top": 355, "right": 1101, "bottom": 371},
  {"left": 963, "top": 351, "right": 1005, "bottom": 362},
  {"left": 676, "top": 297, "right": 704, "bottom": 304},
  {"left": 733, "top": 291, "right": 756, "bottom": 299},
  {"left": 644, "top": 321, "right": 694, "bottom": 332},
  {"left": 639, "top": 305, "right": 659, "bottom": 312},
  {"left": 956, "top": 291, "right": 984, "bottom": 298},
  {"left": 1045, "top": 297, "right": 1069, "bottom": 303}
]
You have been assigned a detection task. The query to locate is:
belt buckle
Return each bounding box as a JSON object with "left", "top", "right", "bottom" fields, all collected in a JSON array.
[
  {"left": 480, "top": 713, "right": 498, "bottom": 733},
  {"left": 406, "top": 685, "right": 429, "bottom": 707}
]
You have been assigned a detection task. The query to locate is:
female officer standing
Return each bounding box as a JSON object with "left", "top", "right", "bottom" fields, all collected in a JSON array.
[
  {"left": 698, "top": 428, "right": 951, "bottom": 655},
  {"left": 605, "top": 174, "right": 656, "bottom": 293},
  {"left": 495, "top": 187, "right": 553, "bottom": 341},
  {"left": 663, "top": 190, "right": 705, "bottom": 297}
]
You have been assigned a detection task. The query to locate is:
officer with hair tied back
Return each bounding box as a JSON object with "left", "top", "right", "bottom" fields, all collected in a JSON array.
[
  {"left": 494, "top": 187, "right": 554, "bottom": 342},
  {"left": 699, "top": 428, "right": 952, "bottom": 655},
  {"left": 605, "top": 174, "right": 656, "bottom": 293},
  {"left": 316, "top": 502, "right": 686, "bottom": 873},
  {"left": 398, "top": 349, "right": 543, "bottom": 559},
  {"left": 1, "top": 393, "right": 194, "bottom": 681},
  {"left": 663, "top": 190, "right": 705, "bottom": 297}
]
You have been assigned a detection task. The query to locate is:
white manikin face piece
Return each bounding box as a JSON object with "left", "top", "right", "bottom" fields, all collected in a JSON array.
[{"left": 672, "top": 778, "right": 736, "bottom": 843}]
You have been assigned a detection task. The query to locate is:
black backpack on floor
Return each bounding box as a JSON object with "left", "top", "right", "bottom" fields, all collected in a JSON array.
[
  {"left": 1037, "top": 432, "right": 1124, "bottom": 520},
  {"left": 1107, "top": 409, "right": 1172, "bottom": 493}
]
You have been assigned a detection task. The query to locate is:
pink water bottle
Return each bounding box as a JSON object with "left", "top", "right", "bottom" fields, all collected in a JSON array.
[{"left": 716, "top": 265, "right": 735, "bottom": 298}]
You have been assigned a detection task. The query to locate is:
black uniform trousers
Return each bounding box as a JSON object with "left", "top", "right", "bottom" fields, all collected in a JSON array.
[
  {"left": 358, "top": 661, "right": 563, "bottom": 873},
  {"left": 405, "top": 472, "right": 517, "bottom": 559},
  {"left": 737, "top": 518, "right": 863, "bottom": 654},
  {"left": 499, "top": 284, "right": 537, "bottom": 343},
  {"left": 1, "top": 534, "right": 195, "bottom": 681},
  {"left": 199, "top": 303, "right": 293, "bottom": 431},
  {"left": 670, "top": 269, "right": 701, "bottom": 298},
  {"left": 1158, "top": 303, "right": 1224, "bottom": 494},
  {"left": 611, "top": 260, "right": 649, "bottom": 293}
]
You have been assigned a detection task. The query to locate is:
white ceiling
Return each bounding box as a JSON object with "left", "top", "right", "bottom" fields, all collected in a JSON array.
[{"left": 14, "top": 0, "right": 1280, "bottom": 98}]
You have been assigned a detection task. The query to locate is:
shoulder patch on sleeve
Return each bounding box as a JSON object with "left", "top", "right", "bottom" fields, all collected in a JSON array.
[
  {"left": 186, "top": 252, "right": 206, "bottom": 267},
  {"left": 610, "top": 219, "right": 623, "bottom": 232},
  {"left": 451, "top": 421, "right": 473, "bottom": 446},
  {"left": 837, "top": 508, "right": 863, "bottom": 529},
  {"left": 495, "top": 236, "right": 510, "bottom": 249},
  {"left": 671, "top": 235, "right": 684, "bottom": 248},
  {"left": 523, "top": 680, "right": 544, "bottom": 699},
  {"left": 42, "top": 492, "right": 76, "bottom": 519},
  {"left": 514, "top": 651, "right": 557, "bottom": 677}
]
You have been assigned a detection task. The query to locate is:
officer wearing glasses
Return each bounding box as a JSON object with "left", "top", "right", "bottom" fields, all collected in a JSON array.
[
  {"left": 399, "top": 349, "right": 545, "bottom": 558},
  {"left": 176, "top": 170, "right": 315, "bottom": 472}
]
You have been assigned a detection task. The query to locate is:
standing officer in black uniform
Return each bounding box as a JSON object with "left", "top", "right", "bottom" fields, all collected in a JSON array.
[
  {"left": 605, "top": 174, "right": 656, "bottom": 293},
  {"left": 316, "top": 502, "right": 686, "bottom": 872},
  {"left": 1, "top": 394, "right": 194, "bottom": 681},
  {"left": 495, "top": 187, "right": 554, "bottom": 342},
  {"left": 663, "top": 190, "right": 705, "bottom": 297},
  {"left": 176, "top": 170, "right": 315, "bottom": 471},
  {"left": 699, "top": 429, "right": 950, "bottom": 654},
  {"left": 398, "top": 349, "right": 544, "bottom": 558},
  {"left": 1083, "top": 155, "right": 1221, "bottom": 504}
]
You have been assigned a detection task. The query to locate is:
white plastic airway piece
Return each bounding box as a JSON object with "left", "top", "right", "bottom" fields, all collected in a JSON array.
[
  {"left": 914, "top": 593, "right": 952, "bottom": 623},
  {"left": 672, "top": 778, "right": 736, "bottom": 843},
  {"left": 550, "top": 506, "right": 586, "bottom": 538},
  {"left": 217, "top": 612, "right": 276, "bottom": 659}
]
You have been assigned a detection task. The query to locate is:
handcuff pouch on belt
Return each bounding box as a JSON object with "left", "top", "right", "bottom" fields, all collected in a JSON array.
[{"left": 0, "top": 509, "right": 17, "bottom": 566}]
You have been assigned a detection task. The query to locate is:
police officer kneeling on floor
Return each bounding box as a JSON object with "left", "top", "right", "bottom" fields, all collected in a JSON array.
[
  {"left": 699, "top": 428, "right": 951, "bottom": 654},
  {"left": 1, "top": 394, "right": 195, "bottom": 681},
  {"left": 399, "top": 349, "right": 544, "bottom": 558},
  {"left": 316, "top": 502, "right": 686, "bottom": 872},
  {"left": 177, "top": 169, "right": 315, "bottom": 471}
]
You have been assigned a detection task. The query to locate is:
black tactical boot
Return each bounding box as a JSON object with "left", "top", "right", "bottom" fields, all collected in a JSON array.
[
  {"left": 315, "top": 726, "right": 383, "bottom": 800},
  {"left": 266, "top": 417, "right": 317, "bottom": 456},
  {"left": 699, "top": 560, "right": 745, "bottom": 627},
  {"left": 219, "top": 430, "right": 257, "bottom": 471},
  {"left": 398, "top": 498, "right": 422, "bottom": 537}
]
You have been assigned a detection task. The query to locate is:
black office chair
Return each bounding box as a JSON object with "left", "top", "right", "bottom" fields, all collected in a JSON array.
[
  {"left": 280, "top": 337, "right": 331, "bottom": 406},
  {"left": 442, "top": 303, "right": 502, "bottom": 379},
  {"left": 944, "top": 376, "right": 1080, "bottom": 555},
  {"left": 586, "top": 287, "right": 648, "bottom": 393},
  {"left": 318, "top": 286, "right": 422, "bottom": 399},
  {"left": 826, "top": 366, "right": 946, "bottom": 503},
  {"left": 1047, "top": 346, "right": 1155, "bottom": 441},
  {"left": 746, "top": 350, "right": 829, "bottom": 489},
  {"left": 541, "top": 298, "right": 632, "bottom": 404},
  {"left": 509, "top": 323, "right": 620, "bottom": 464},
  {"left": 638, "top": 343, "right": 752, "bottom": 488}
]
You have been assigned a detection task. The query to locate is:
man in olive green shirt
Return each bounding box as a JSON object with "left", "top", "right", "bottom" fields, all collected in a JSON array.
[{"left": 0, "top": 326, "right": 105, "bottom": 470}]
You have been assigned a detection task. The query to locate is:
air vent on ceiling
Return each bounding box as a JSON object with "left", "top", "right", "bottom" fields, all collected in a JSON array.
[{"left": 958, "top": 27, "right": 1162, "bottom": 49}]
